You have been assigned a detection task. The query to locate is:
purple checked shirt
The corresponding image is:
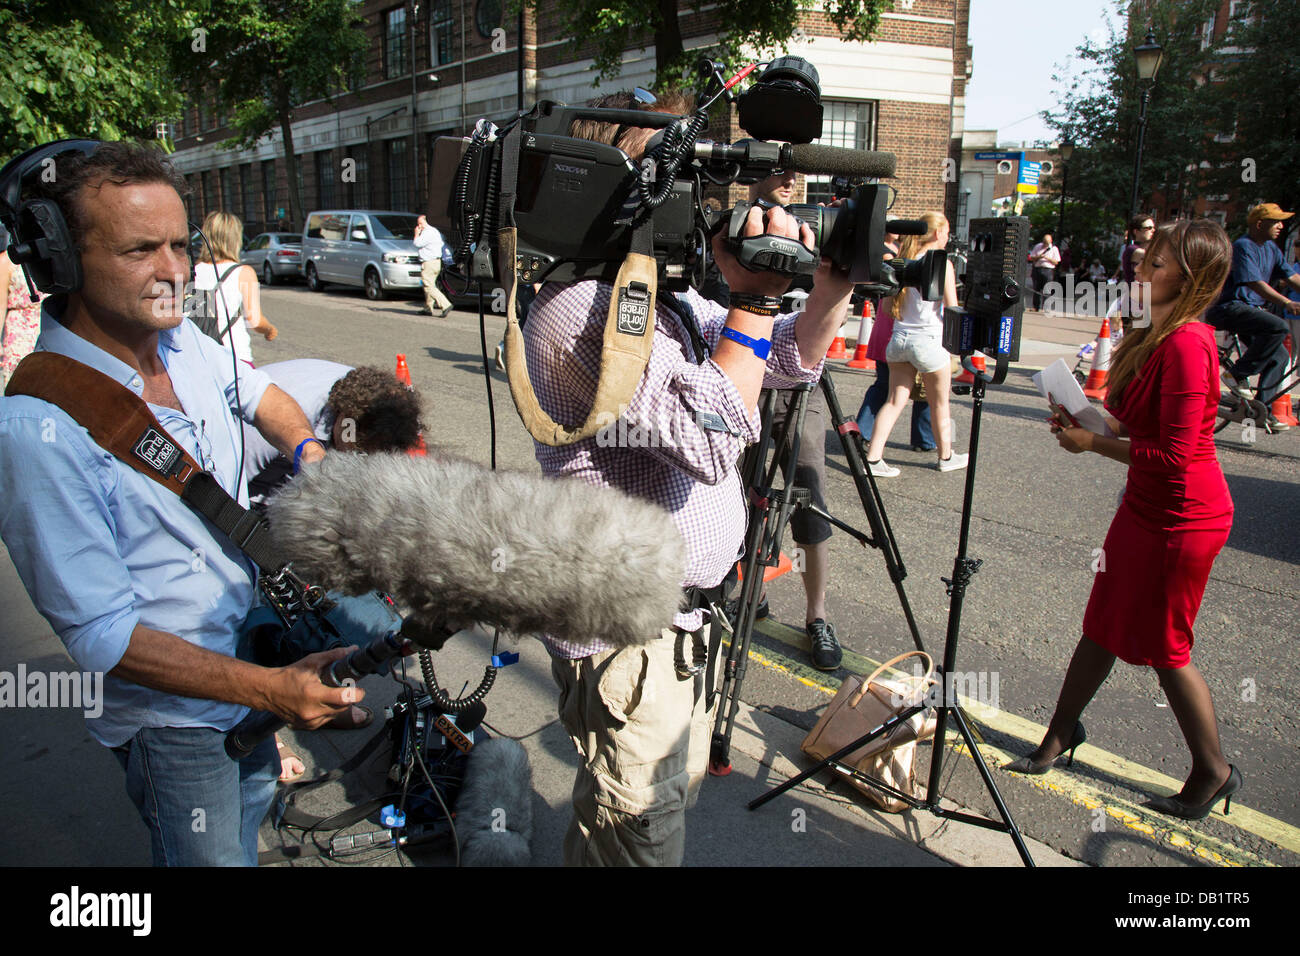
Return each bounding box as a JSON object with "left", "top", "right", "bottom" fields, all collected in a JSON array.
[{"left": 524, "top": 280, "right": 824, "bottom": 658}]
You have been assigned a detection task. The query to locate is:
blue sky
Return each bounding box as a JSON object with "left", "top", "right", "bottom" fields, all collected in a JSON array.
[{"left": 964, "top": 0, "right": 1124, "bottom": 145}]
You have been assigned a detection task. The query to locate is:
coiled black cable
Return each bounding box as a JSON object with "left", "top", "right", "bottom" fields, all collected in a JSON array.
[
  {"left": 418, "top": 648, "right": 496, "bottom": 714},
  {"left": 638, "top": 110, "right": 709, "bottom": 210}
]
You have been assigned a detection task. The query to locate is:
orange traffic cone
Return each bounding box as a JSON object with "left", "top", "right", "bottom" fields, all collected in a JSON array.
[
  {"left": 395, "top": 353, "right": 412, "bottom": 387},
  {"left": 826, "top": 324, "right": 848, "bottom": 360},
  {"left": 847, "top": 300, "right": 876, "bottom": 369},
  {"left": 955, "top": 352, "right": 986, "bottom": 385},
  {"left": 1271, "top": 336, "right": 1299, "bottom": 425},
  {"left": 735, "top": 550, "right": 794, "bottom": 584},
  {"left": 1082, "top": 315, "right": 1111, "bottom": 400}
]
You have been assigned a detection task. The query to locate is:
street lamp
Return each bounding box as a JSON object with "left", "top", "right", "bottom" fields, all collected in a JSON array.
[
  {"left": 1057, "top": 139, "right": 1074, "bottom": 240},
  {"left": 1128, "top": 29, "right": 1164, "bottom": 218}
]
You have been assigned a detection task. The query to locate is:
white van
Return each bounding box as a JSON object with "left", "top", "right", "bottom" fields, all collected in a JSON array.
[{"left": 300, "top": 209, "right": 422, "bottom": 300}]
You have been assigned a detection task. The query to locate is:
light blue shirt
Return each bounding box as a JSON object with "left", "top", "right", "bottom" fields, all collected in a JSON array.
[
  {"left": 241, "top": 359, "right": 351, "bottom": 481},
  {"left": 0, "top": 310, "right": 273, "bottom": 746}
]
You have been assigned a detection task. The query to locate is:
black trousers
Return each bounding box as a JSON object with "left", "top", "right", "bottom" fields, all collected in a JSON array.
[{"left": 1207, "top": 300, "right": 1290, "bottom": 405}]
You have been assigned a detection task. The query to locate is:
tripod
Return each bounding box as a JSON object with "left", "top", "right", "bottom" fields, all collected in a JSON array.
[
  {"left": 711, "top": 371, "right": 925, "bottom": 774},
  {"left": 740, "top": 361, "right": 1036, "bottom": 868}
]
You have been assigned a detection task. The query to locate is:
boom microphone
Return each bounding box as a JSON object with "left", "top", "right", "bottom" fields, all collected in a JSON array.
[
  {"left": 784, "top": 143, "right": 896, "bottom": 179},
  {"left": 265, "top": 454, "right": 689, "bottom": 649}
]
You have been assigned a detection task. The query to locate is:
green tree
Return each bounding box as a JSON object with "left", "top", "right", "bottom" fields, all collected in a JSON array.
[
  {"left": 1023, "top": 195, "right": 1125, "bottom": 273},
  {"left": 528, "top": 0, "right": 890, "bottom": 90},
  {"left": 0, "top": 1, "right": 193, "bottom": 162},
  {"left": 1200, "top": 0, "right": 1300, "bottom": 242},
  {"left": 169, "top": 0, "right": 366, "bottom": 227},
  {"left": 1043, "top": 0, "right": 1223, "bottom": 224}
]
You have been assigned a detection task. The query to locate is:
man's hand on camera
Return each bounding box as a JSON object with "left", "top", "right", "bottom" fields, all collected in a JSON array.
[
  {"left": 712, "top": 204, "right": 814, "bottom": 298},
  {"left": 264, "top": 646, "right": 367, "bottom": 730}
]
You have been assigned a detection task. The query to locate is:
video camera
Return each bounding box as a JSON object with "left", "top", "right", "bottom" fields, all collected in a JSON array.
[{"left": 429, "top": 56, "right": 947, "bottom": 302}]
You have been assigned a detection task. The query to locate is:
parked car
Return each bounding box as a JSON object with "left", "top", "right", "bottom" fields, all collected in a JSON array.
[
  {"left": 299, "top": 210, "right": 422, "bottom": 300},
  {"left": 240, "top": 232, "right": 303, "bottom": 285}
]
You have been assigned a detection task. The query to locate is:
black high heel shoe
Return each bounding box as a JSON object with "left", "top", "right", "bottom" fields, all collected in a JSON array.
[
  {"left": 1003, "top": 722, "right": 1087, "bottom": 775},
  {"left": 1143, "top": 765, "right": 1242, "bottom": 821}
]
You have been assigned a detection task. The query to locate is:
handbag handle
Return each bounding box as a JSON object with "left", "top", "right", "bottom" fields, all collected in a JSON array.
[{"left": 849, "top": 650, "right": 935, "bottom": 708}]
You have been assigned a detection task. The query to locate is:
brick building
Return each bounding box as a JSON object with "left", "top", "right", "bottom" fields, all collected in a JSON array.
[{"left": 170, "top": 1, "right": 972, "bottom": 239}]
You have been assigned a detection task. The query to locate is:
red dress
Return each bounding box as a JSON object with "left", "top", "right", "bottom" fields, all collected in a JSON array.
[{"left": 1082, "top": 321, "right": 1233, "bottom": 668}]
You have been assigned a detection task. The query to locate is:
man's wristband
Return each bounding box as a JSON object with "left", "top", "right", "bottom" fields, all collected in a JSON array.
[
  {"left": 719, "top": 326, "right": 772, "bottom": 360},
  {"left": 729, "top": 292, "right": 782, "bottom": 317},
  {"left": 293, "top": 437, "right": 326, "bottom": 474}
]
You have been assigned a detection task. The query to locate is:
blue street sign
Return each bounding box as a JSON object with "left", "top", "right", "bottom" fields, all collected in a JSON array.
[
  {"left": 1018, "top": 161, "right": 1042, "bottom": 185},
  {"left": 974, "top": 151, "right": 1024, "bottom": 161}
]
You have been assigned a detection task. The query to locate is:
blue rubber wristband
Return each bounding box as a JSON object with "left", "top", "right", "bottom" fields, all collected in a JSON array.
[
  {"left": 293, "top": 437, "right": 325, "bottom": 474},
  {"left": 720, "top": 326, "right": 772, "bottom": 360}
]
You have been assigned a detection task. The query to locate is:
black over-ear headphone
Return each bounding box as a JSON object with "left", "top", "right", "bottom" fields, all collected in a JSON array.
[{"left": 0, "top": 139, "right": 104, "bottom": 295}]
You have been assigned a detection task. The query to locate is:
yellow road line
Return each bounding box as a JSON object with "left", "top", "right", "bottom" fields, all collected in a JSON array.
[
  {"left": 947, "top": 740, "right": 1269, "bottom": 868},
  {"left": 738, "top": 619, "right": 1300, "bottom": 860}
]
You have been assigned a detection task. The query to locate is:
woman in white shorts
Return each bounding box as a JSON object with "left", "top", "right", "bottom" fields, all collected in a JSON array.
[{"left": 864, "top": 211, "right": 967, "bottom": 476}]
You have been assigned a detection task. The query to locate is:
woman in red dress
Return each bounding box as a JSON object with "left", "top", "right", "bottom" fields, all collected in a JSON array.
[{"left": 1005, "top": 219, "right": 1242, "bottom": 820}]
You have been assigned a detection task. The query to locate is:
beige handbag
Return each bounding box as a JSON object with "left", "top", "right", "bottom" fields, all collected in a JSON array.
[{"left": 801, "top": 651, "right": 938, "bottom": 812}]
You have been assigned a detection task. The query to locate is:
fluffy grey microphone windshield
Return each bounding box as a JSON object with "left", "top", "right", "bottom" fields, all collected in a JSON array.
[
  {"left": 264, "top": 453, "right": 688, "bottom": 648},
  {"left": 456, "top": 737, "right": 532, "bottom": 866}
]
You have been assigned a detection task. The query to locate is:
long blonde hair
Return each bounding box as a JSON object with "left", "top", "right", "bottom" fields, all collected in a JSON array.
[
  {"left": 1105, "top": 219, "right": 1232, "bottom": 402},
  {"left": 200, "top": 210, "right": 245, "bottom": 263},
  {"left": 896, "top": 212, "right": 948, "bottom": 311}
]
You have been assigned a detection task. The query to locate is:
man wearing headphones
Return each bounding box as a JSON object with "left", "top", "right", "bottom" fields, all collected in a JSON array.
[{"left": 0, "top": 141, "right": 359, "bottom": 866}]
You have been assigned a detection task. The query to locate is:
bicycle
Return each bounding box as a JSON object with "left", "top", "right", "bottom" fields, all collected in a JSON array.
[{"left": 1212, "top": 330, "right": 1298, "bottom": 435}]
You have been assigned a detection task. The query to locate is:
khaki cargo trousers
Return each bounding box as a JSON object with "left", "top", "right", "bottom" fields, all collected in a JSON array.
[{"left": 551, "top": 627, "right": 712, "bottom": 866}]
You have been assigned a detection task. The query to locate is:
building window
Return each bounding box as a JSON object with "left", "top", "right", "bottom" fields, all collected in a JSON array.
[
  {"left": 385, "top": 6, "right": 409, "bottom": 79},
  {"left": 1199, "top": 14, "right": 1217, "bottom": 50},
  {"left": 262, "top": 160, "right": 278, "bottom": 225},
  {"left": 1226, "top": 1, "right": 1253, "bottom": 44},
  {"left": 386, "top": 138, "right": 409, "bottom": 210},
  {"left": 220, "top": 167, "right": 235, "bottom": 215},
  {"left": 805, "top": 100, "right": 877, "bottom": 205},
  {"left": 316, "top": 151, "right": 336, "bottom": 208},
  {"left": 431, "top": 0, "right": 455, "bottom": 66},
  {"left": 200, "top": 171, "right": 213, "bottom": 217},
  {"left": 241, "top": 164, "right": 256, "bottom": 226},
  {"left": 351, "top": 151, "right": 369, "bottom": 208}
]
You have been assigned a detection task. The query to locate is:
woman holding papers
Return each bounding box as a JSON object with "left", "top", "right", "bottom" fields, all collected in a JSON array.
[{"left": 1006, "top": 219, "right": 1242, "bottom": 821}]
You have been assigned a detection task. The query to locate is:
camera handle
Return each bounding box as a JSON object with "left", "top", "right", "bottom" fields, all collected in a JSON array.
[
  {"left": 720, "top": 202, "right": 821, "bottom": 277},
  {"left": 224, "top": 629, "right": 412, "bottom": 761},
  {"left": 224, "top": 614, "right": 469, "bottom": 761}
]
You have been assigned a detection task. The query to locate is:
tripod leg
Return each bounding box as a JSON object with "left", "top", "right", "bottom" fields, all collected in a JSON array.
[
  {"left": 948, "top": 706, "right": 1036, "bottom": 867},
  {"left": 820, "top": 374, "right": 926, "bottom": 653},
  {"left": 712, "top": 386, "right": 813, "bottom": 772}
]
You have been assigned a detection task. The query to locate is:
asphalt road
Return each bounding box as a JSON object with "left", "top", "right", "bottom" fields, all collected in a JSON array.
[{"left": 7, "top": 278, "right": 1297, "bottom": 867}]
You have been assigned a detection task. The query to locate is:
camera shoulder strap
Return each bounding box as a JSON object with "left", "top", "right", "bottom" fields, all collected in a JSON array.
[
  {"left": 498, "top": 220, "right": 659, "bottom": 447},
  {"left": 4, "top": 351, "right": 286, "bottom": 574}
]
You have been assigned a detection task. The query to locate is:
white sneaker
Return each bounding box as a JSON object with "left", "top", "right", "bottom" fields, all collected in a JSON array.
[
  {"left": 936, "top": 452, "right": 968, "bottom": 472},
  {"left": 867, "top": 458, "right": 900, "bottom": 477},
  {"left": 1220, "top": 368, "right": 1253, "bottom": 398}
]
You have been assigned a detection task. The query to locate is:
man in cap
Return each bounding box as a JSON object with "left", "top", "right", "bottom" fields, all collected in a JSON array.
[{"left": 1207, "top": 203, "right": 1300, "bottom": 431}]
